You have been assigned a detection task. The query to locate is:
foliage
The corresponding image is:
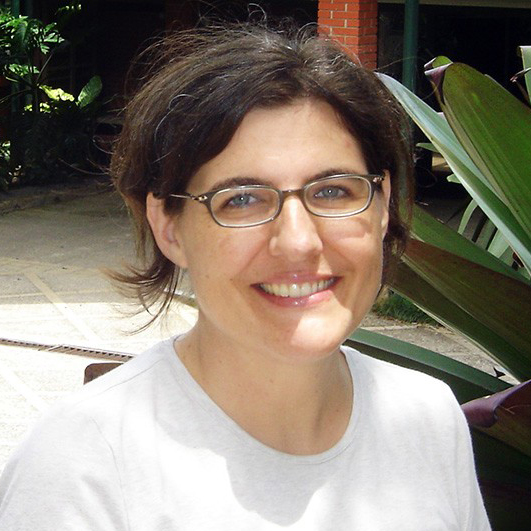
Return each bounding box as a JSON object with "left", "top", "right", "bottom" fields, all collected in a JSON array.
[
  {"left": 0, "top": 8, "right": 63, "bottom": 109},
  {"left": 372, "top": 290, "right": 437, "bottom": 324},
  {"left": 380, "top": 62, "right": 531, "bottom": 380},
  {"left": 345, "top": 56, "right": 531, "bottom": 530},
  {"left": 0, "top": 7, "right": 102, "bottom": 188}
]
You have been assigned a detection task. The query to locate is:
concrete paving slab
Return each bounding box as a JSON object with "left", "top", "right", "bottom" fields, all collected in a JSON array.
[
  {"left": 3, "top": 319, "right": 86, "bottom": 344},
  {"left": 0, "top": 194, "right": 135, "bottom": 269},
  {"left": 36, "top": 268, "right": 111, "bottom": 293},
  {"left": 0, "top": 274, "right": 39, "bottom": 296},
  {"left": 0, "top": 296, "right": 65, "bottom": 320}
]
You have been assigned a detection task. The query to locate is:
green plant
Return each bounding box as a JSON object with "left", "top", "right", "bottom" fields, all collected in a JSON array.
[
  {"left": 0, "top": 7, "right": 102, "bottom": 187},
  {"left": 8, "top": 75, "right": 102, "bottom": 184},
  {"left": 372, "top": 291, "right": 437, "bottom": 324},
  {"left": 0, "top": 7, "right": 64, "bottom": 112},
  {"left": 344, "top": 55, "right": 531, "bottom": 530}
]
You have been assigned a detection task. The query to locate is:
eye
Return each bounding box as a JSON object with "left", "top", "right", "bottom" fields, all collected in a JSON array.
[
  {"left": 313, "top": 184, "right": 349, "bottom": 200},
  {"left": 220, "top": 190, "right": 262, "bottom": 209}
]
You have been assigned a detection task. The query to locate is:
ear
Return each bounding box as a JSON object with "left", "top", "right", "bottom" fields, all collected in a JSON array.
[
  {"left": 146, "top": 193, "right": 188, "bottom": 268},
  {"left": 380, "top": 171, "right": 392, "bottom": 238}
]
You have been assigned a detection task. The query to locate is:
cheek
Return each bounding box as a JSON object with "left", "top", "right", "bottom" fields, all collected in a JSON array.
[
  {"left": 328, "top": 213, "right": 385, "bottom": 256},
  {"left": 342, "top": 235, "right": 383, "bottom": 275},
  {"left": 328, "top": 220, "right": 385, "bottom": 285},
  {"left": 183, "top": 229, "right": 265, "bottom": 287}
]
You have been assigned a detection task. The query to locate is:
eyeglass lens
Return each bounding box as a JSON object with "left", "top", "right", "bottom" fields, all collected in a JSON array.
[{"left": 210, "top": 176, "right": 372, "bottom": 227}]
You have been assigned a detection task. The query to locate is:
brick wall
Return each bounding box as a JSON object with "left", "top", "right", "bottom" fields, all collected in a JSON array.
[{"left": 317, "top": 0, "right": 378, "bottom": 69}]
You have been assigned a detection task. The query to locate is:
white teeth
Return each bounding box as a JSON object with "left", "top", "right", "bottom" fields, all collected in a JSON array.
[
  {"left": 299, "top": 283, "right": 312, "bottom": 297},
  {"left": 259, "top": 279, "right": 335, "bottom": 298}
]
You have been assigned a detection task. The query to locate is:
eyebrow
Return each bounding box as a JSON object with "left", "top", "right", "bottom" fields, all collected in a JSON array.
[
  {"left": 207, "top": 177, "right": 268, "bottom": 192},
  {"left": 206, "top": 168, "right": 366, "bottom": 193}
]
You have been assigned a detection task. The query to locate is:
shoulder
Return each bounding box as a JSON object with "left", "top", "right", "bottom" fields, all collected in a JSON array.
[
  {"left": 35, "top": 337, "right": 182, "bottom": 429},
  {"left": 342, "top": 345, "right": 472, "bottom": 471},
  {"left": 0, "top": 339, "right": 179, "bottom": 528},
  {"left": 2, "top": 336, "right": 175, "bottom": 447},
  {"left": 342, "top": 344, "right": 464, "bottom": 428},
  {"left": 343, "top": 343, "right": 454, "bottom": 396},
  {"left": 342, "top": 346, "right": 490, "bottom": 530},
  {"left": 0, "top": 338, "right": 177, "bottom": 488}
]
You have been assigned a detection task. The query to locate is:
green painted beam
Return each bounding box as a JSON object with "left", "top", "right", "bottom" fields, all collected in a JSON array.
[
  {"left": 402, "top": 0, "right": 419, "bottom": 92},
  {"left": 11, "top": 0, "right": 20, "bottom": 16}
]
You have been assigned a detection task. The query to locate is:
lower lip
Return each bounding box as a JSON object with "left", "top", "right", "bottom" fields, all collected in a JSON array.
[{"left": 253, "top": 279, "right": 339, "bottom": 308}]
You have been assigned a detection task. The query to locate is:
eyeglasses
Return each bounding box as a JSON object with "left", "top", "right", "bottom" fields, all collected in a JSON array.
[{"left": 169, "top": 173, "right": 384, "bottom": 228}]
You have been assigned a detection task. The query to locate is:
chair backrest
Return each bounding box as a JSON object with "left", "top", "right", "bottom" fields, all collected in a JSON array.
[{"left": 84, "top": 362, "right": 123, "bottom": 384}]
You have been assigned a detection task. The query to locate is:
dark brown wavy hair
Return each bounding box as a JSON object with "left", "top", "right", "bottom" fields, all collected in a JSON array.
[{"left": 110, "top": 22, "right": 414, "bottom": 327}]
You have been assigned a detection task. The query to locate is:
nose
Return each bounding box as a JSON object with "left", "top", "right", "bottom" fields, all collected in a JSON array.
[{"left": 268, "top": 196, "right": 323, "bottom": 261}]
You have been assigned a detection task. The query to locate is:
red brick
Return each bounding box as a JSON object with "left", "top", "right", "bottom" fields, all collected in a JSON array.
[
  {"left": 363, "top": 17, "right": 378, "bottom": 27},
  {"left": 334, "top": 11, "right": 362, "bottom": 21},
  {"left": 360, "top": 9, "right": 377, "bottom": 19},
  {"left": 342, "top": 49, "right": 362, "bottom": 62},
  {"left": 319, "top": 0, "right": 379, "bottom": 61},
  {"left": 358, "top": 44, "right": 377, "bottom": 53},
  {"left": 330, "top": 34, "right": 346, "bottom": 44},
  {"left": 331, "top": 26, "right": 361, "bottom": 36},
  {"left": 342, "top": 20, "right": 362, "bottom": 29},
  {"left": 358, "top": 25, "right": 377, "bottom": 35},
  {"left": 345, "top": 1, "right": 362, "bottom": 12},
  {"left": 358, "top": 34, "right": 377, "bottom": 44},
  {"left": 358, "top": 8, "right": 376, "bottom": 16},
  {"left": 344, "top": 36, "right": 360, "bottom": 45}
]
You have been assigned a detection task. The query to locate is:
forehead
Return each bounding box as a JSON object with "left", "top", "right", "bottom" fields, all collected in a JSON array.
[{"left": 189, "top": 99, "right": 368, "bottom": 191}]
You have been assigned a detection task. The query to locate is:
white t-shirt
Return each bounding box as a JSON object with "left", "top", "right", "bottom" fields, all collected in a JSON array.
[{"left": 0, "top": 339, "right": 490, "bottom": 530}]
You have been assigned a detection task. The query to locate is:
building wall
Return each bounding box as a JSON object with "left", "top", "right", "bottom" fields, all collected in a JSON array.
[{"left": 317, "top": 0, "right": 379, "bottom": 69}]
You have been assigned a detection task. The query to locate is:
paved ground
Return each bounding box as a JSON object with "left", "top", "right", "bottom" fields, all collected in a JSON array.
[{"left": 0, "top": 181, "right": 511, "bottom": 473}]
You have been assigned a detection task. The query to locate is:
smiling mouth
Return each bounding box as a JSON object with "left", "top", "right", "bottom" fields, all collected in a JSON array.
[{"left": 258, "top": 278, "right": 337, "bottom": 298}]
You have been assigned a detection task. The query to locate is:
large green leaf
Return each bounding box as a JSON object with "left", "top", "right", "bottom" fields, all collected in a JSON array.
[
  {"left": 77, "top": 75, "right": 102, "bottom": 108},
  {"left": 426, "top": 63, "right": 531, "bottom": 242},
  {"left": 347, "top": 328, "right": 509, "bottom": 403},
  {"left": 397, "top": 239, "right": 531, "bottom": 381},
  {"left": 12, "top": 18, "right": 28, "bottom": 57},
  {"left": 380, "top": 74, "right": 531, "bottom": 274},
  {"left": 518, "top": 46, "right": 531, "bottom": 101},
  {"left": 391, "top": 260, "right": 528, "bottom": 382},
  {"left": 41, "top": 85, "right": 74, "bottom": 102},
  {"left": 411, "top": 205, "right": 524, "bottom": 282}
]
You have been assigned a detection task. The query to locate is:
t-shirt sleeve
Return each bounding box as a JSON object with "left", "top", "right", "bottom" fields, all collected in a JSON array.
[{"left": 0, "top": 406, "right": 129, "bottom": 531}]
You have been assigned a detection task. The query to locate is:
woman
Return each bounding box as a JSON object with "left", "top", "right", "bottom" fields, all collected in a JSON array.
[{"left": 0, "top": 23, "right": 490, "bottom": 530}]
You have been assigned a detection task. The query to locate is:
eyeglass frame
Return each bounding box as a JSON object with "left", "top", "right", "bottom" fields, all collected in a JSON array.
[{"left": 168, "top": 173, "right": 385, "bottom": 228}]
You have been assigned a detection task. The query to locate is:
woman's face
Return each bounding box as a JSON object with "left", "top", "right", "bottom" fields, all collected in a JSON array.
[{"left": 163, "top": 99, "right": 390, "bottom": 363}]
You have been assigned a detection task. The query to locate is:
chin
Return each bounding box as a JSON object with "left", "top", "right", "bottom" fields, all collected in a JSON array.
[{"left": 272, "top": 318, "right": 356, "bottom": 363}]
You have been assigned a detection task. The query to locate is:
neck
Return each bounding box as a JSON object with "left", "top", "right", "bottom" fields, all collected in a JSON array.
[{"left": 175, "top": 321, "right": 353, "bottom": 455}]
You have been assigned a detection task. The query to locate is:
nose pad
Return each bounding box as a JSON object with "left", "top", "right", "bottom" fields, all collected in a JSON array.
[{"left": 268, "top": 197, "right": 323, "bottom": 261}]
